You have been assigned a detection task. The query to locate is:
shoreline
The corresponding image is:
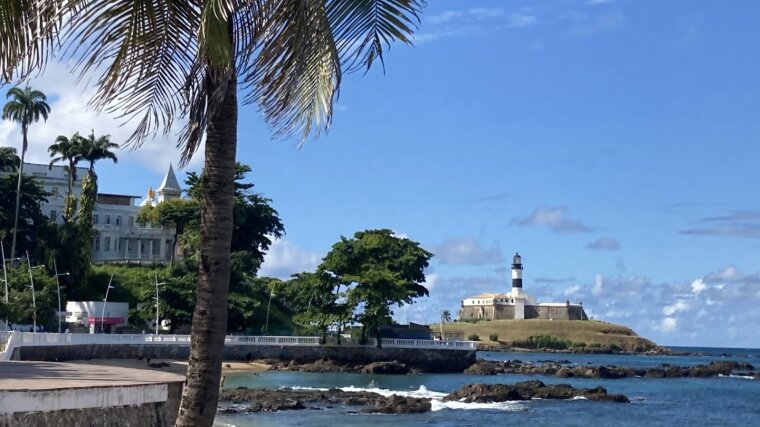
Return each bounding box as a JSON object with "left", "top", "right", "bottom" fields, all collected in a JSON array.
[{"left": 67, "top": 359, "right": 272, "bottom": 375}]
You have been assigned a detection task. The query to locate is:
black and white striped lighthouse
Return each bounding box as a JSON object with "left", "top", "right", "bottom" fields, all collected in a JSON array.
[{"left": 511, "top": 252, "right": 523, "bottom": 295}]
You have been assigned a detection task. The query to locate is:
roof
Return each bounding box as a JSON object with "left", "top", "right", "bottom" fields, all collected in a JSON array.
[
  {"left": 158, "top": 163, "right": 182, "bottom": 193},
  {"left": 97, "top": 193, "right": 141, "bottom": 199},
  {"left": 465, "top": 293, "right": 511, "bottom": 299}
]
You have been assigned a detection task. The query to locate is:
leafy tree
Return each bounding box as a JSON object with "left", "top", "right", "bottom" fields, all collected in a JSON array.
[
  {"left": 1, "top": 265, "right": 57, "bottom": 330},
  {"left": 0, "top": 146, "right": 19, "bottom": 171},
  {"left": 322, "top": 229, "right": 432, "bottom": 347},
  {"left": 137, "top": 198, "right": 199, "bottom": 264},
  {"left": 1, "top": 2, "right": 424, "bottom": 422},
  {"left": 0, "top": 174, "right": 50, "bottom": 257},
  {"left": 2, "top": 85, "right": 51, "bottom": 259},
  {"left": 288, "top": 271, "right": 347, "bottom": 343}
]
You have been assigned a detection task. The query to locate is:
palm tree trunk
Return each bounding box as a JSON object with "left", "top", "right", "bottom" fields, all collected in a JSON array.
[
  {"left": 10, "top": 127, "right": 27, "bottom": 260},
  {"left": 174, "top": 70, "right": 238, "bottom": 425}
]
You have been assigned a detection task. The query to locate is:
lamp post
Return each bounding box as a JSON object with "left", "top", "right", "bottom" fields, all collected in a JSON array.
[
  {"left": 154, "top": 273, "right": 165, "bottom": 335},
  {"left": 264, "top": 281, "right": 278, "bottom": 336},
  {"left": 25, "top": 251, "right": 43, "bottom": 333},
  {"left": 100, "top": 274, "right": 115, "bottom": 333},
  {"left": 53, "top": 260, "right": 69, "bottom": 333}
]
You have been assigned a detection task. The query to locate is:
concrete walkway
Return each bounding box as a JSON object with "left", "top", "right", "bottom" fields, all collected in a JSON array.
[{"left": 0, "top": 361, "right": 184, "bottom": 391}]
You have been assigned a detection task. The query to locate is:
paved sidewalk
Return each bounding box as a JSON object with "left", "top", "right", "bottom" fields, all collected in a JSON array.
[{"left": 0, "top": 361, "right": 184, "bottom": 391}]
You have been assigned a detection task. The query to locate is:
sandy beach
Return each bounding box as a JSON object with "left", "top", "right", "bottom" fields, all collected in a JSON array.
[{"left": 68, "top": 358, "right": 271, "bottom": 375}]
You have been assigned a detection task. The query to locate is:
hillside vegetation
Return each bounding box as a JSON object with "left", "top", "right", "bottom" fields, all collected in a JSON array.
[{"left": 438, "top": 319, "right": 657, "bottom": 352}]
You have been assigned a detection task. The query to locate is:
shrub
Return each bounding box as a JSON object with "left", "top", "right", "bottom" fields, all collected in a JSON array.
[
  {"left": 489, "top": 333, "right": 499, "bottom": 342},
  {"left": 571, "top": 342, "right": 587, "bottom": 348},
  {"left": 513, "top": 335, "right": 570, "bottom": 350},
  {"left": 609, "top": 343, "right": 622, "bottom": 352},
  {"left": 467, "top": 334, "right": 480, "bottom": 341},
  {"left": 588, "top": 343, "right": 602, "bottom": 348}
]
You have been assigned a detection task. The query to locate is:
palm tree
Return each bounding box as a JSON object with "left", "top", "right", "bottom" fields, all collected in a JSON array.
[
  {"left": 48, "top": 133, "right": 84, "bottom": 221},
  {"left": 2, "top": 85, "right": 51, "bottom": 260},
  {"left": 1, "top": 2, "right": 424, "bottom": 424},
  {"left": 442, "top": 310, "right": 452, "bottom": 324},
  {"left": 79, "top": 131, "right": 118, "bottom": 176}
]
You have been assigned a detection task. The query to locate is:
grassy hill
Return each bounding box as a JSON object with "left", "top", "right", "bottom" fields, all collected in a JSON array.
[{"left": 434, "top": 319, "right": 657, "bottom": 352}]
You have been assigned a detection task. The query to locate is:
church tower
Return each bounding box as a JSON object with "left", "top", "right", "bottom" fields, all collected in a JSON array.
[{"left": 157, "top": 164, "right": 182, "bottom": 203}]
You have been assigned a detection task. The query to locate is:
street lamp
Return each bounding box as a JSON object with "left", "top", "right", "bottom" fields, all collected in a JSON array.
[
  {"left": 264, "top": 281, "right": 279, "bottom": 336},
  {"left": 154, "top": 273, "right": 166, "bottom": 335},
  {"left": 53, "top": 260, "right": 70, "bottom": 333},
  {"left": 25, "top": 251, "right": 45, "bottom": 333},
  {"left": 100, "top": 274, "right": 115, "bottom": 333}
]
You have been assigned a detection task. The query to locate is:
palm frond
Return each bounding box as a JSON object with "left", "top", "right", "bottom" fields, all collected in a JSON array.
[
  {"left": 0, "top": 0, "right": 65, "bottom": 82},
  {"left": 327, "top": 0, "right": 424, "bottom": 73},
  {"left": 60, "top": 0, "right": 201, "bottom": 149},
  {"left": 241, "top": 0, "right": 341, "bottom": 144}
]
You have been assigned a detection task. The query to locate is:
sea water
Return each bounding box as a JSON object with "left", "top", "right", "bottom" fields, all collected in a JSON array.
[{"left": 215, "top": 347, "right": 760, "bottom": 427}]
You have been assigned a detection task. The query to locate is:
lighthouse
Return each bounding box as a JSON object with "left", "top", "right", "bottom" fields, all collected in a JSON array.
[{"left": 511, "top": 252, "right": 523, "bottom": 296}]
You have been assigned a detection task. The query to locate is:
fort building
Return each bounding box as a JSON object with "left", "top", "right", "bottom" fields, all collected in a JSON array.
[{"left": 458, "top": 253, "right": 588, "bottom": 321}]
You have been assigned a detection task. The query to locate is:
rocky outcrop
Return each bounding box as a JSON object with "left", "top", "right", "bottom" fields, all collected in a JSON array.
[
  {"left": 444, "top": 380, "right": 629, "bottom": 403},
  {"left": 266, "top": 358, "right": 414, "bottom": 374},
  {"left": 219, "top": 382, "right": 629, "bottom": 414},
  {"left": 465, "top": 360, "right": 756, "bottom": 379}
]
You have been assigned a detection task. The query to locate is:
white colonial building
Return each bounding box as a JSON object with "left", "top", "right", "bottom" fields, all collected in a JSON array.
[{"left": 6, "top": 162, "right": 181, "bottom": 264}]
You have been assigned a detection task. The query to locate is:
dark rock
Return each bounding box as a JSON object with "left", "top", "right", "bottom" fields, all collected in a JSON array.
[
  {"left": 362, "top": 361, "right": 410, "bottom": 374},
  {"left": 444, "top": 380, "right": 629, "bottom": 403},
  {"left": 367, "top": 395, "right": 432, "bottom": 414}
]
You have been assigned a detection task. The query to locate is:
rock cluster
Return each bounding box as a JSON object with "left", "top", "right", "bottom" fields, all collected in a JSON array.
[
  {"left": 219, "top": 380, "right": 628, "bottom": 415},
  {"left": 444, "top": 380, "right": 629, "bottom": 403},
  {"left": 464, "top": 360, "right": 756, "bottom": 379},
  {"left": 264, "top": 358, "right": 416, "bottom": 374}
]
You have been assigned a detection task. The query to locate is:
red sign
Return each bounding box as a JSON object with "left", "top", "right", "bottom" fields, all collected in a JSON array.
[{"left": 87, "top": 316, "right": 125, "bottom": 326}]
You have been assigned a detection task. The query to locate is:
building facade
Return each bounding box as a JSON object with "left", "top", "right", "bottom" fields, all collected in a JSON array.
[
  {"left": 459, "top": 253, "right": 588, "bottom": 321},
  {"left": 5, "top": 162, "right": 180, "bottom": 264}
]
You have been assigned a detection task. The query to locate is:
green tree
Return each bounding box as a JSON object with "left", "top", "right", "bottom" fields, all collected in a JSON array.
[
  {"left": 47, "top": 133, "right": 84, "bottom": 222},
  {"left": 1, "top": 265, "right": 57, "bottom": 330},
  {"left": 0, "top": 146, "right": 19, "bottom": 171},
  {"left": 322, "top": 229, "right": 432, "bottom": 347},
  {"left": 2, "top": 85, "right": 51, "bottom": 260},
  {"left": 288, "top": 271, "right": 345, "bottom": 343},
  {"left": 442, "top": 310, "right": 452, "bottom": 324},
  {"left": 0, "top": 173, "right": 50, "bottom": 257},
  {"left": 1, "top": 2, "right": 423, "bottom": 423},
  {"left": 137, "top": 198, "right": 199, "bottom": 264}
]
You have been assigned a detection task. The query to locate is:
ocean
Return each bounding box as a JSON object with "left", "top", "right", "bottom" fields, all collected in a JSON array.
[{"left": 215, "top": 347, "right": 760, "bottom": 427}]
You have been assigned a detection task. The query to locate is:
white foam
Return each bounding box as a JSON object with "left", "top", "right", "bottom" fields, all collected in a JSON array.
[
  {"left": 431, "top": 400, "right": 525, "bottom": 412},
  {"left": 718, "top": 374, "right": 756, "bottom": 380}
]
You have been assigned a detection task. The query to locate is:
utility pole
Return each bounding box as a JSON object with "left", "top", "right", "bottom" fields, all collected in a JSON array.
[
  {"left": 53, "top": 260, "right": 69, "bottom": 333},
  {"left": 25, "top": 251, "right": 36, "bottom": 333},
  {"left": 100, "top": 274, "right": 114, "bottom": 333}
]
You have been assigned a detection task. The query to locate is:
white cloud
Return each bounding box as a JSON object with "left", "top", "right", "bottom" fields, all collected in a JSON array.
[
  {"left": 592, "top": 273, "right": 604, "bottom": 295},
  {"left": 564, "top": 284, "right": 582, "bottom": 296},
  {"left": 506, "top": 13, "right": 537, "bottom": 28},
  {"left": 658, "top": 317, "right": 677, "bottom": 332},
  {"left": 585, "top": 237, "right": 620, "bottom": 250},
  {"left": 469, "top": 8, "right": 504, "bottom": 19},
  {"left": 691, "top": 278, "right": 706, "bottom": 295},
  {"left": 663, "top": 300, "right": 690, "bottom": 316},
  {"left": 1, "top": 62, "right": 203, "bottom": 174},
  {"left": 512, "top": 206, "right": 594, "bottom": 233},
  {"left": 426, "top": 10, "right": 463, "bottom": 25},
  {"left": 423, "top": 272, "right": 440, "bottom": 291},
  {"left": 431, "top": 237, "right": 504, "bottom": 265},
  {"left": 258, "top": 239, "right": 322, "bottom": 279}
]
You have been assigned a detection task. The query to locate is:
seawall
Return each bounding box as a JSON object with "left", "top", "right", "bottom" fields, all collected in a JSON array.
[{"left": 11, "top": 344, "right": 475, "bottom": 373}]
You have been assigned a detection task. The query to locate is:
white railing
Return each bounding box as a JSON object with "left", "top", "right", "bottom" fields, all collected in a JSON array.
[{"left": 0, "top": 332, "right": 476, "bottom": 360}]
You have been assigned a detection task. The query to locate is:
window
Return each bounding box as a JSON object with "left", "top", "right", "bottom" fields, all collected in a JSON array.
[
  {"left": 51, "top": 187, "right": 59, "bottom": 197},
  {"left": 104, "top": 236, "right": 111, "bottom": 252},
  {"left": 128, "top": 216, "right": 134, "bottom": 227},
  {"left": 93, "top": 214, "right": 99, "bottom": 224},
  {"left": 50, "top": 210, "right": 57, "bottom": 221},
  {"left": 93, "top": 237, "right": 100, "bottom": 251},
  {"left": 105, "top": 215, "right": 111, "bottom": 224},
  {"left": 116, "top": 215, "right": 122, "bottom": 226}
]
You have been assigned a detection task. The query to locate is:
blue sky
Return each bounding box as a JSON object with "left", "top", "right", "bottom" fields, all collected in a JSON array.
[{"left": 1, "top": 0, "right": 759, "bottom": 347}]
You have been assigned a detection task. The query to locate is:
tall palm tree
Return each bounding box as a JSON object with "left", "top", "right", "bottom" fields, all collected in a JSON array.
[
  {"left": 2, "top": 85, "right": 51, "bottom": 260},
  {"left": 48, "top": 133, "right": 84, "bottom": 221},
  {"left": 1, "top": 2, "right": 424, "bottom": 424},
  {"left": 79, "top": 130, "right": 118, "bottom": 176},
  {"left": 442, "top": 310, "right": 452, "bottom": 324}
]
